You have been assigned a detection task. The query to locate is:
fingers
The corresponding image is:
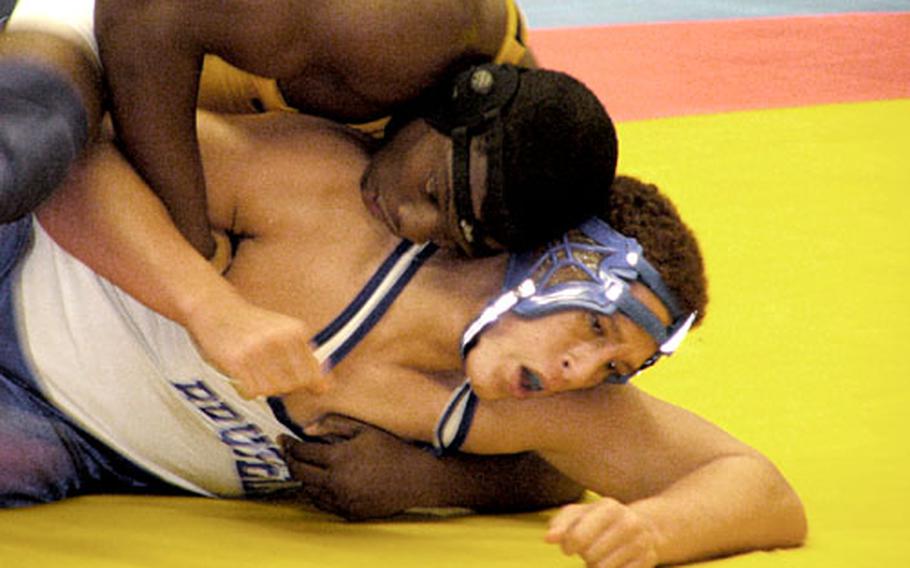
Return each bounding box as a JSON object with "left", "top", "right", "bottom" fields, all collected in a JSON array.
[
  {"left": 233, "top": 338, "right": 330, "bottom": 399},
  {"left": 279, "top": 434, "right": 338, "bottom": 498},
  {"left": 279, "top": 434, "right": 333, "bottom": 467},
  {"left": 269, "top": 336, "right": 328, "bottom": 395},
  {"left": 546, "top": 503, "right": 589, "bottom": 543},
  {"left": 203, "top": 306, "right": 328, "bottom": 399},
  {"left": 277, "top": 427, "right": 414, "bottom": 521},
  {"left": 582, "top": 533, "right": 640, "bottom": 568},
  {"left": 187, "top": 296, "right": 332, "bottom": 399},
  {"left": 546, "top": 499, "right": 659, "bottom": 568},
  {"left": 557, "top": 500, "right": 622, "bottom": 557},
  {"left": 277, "top": 434, "right": 362, "bottom": 520},
  {"left": 293, "top": 341, "right": 330, "bottom": 393}
]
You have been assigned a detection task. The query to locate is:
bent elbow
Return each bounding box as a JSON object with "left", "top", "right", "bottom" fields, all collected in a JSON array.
[
  {"left": 778, "top": 483, "right": 808, "bottom": 548},
  {"left": 757, "top": 455, "right": 808, "bottom": 549}
]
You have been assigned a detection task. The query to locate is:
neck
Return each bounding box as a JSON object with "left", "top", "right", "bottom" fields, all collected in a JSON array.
[
  {"left": 375, "top": 248, "right": 506, "bottom": 374},
  {"left": 433, "top": 249, "right": 507, "bottom": 328}
]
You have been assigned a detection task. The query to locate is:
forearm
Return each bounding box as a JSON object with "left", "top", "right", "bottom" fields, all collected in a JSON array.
[
  {"left": 96, "top": 0, "right": 213, "bottom": 256},
  {"left": 281, "top": 418, "right": 584, "bottom": 520},
  {"left": 420, "top": 450, "right": 584, "bottom": 513},
  {"left": 632, "top": 453, "right": 807, "bottom": 564},
  {"left": 36, "top": 142, "right": 238, "bottom": 328},
  {"left": 38, "top": 136, "right": 327, "bottom": 398}
]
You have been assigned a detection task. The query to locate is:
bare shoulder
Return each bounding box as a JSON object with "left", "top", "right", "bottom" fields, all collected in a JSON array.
[
  {"left": 197, "top": 112, "right": 367, "bottom": 168},
  {"left": 297, "top": 0, "right": 502, "bottom": 84},
  {"left": 195, "top": 112, "right": 370, "bottom": 235}
]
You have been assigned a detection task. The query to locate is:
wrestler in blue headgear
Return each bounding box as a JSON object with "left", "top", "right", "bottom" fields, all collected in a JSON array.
[
  {"left": 434, "top": 216, "right": 697, "bottom": 454},
  {"left": 390, "top": 62, "right": 618, "bottom": 257}
]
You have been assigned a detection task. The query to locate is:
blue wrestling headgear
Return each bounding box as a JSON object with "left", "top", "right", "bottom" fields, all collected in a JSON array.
[
  {"left": 434, "top": 217, "right": 696, "bottom": 454},
  {"left": 462, "top": 217, "right": 696, "bottom": 376}
]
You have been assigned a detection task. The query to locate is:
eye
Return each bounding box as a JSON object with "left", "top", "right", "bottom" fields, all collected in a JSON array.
[
  {"left": 424, "top": 176, "right": 439, "bottom": 206},
  {"left": 587, "top": 312, "right": 604, "bottom": 336}
]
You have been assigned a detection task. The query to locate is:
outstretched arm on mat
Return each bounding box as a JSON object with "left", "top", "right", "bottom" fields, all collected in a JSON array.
[{"left": 278, "top": 414, "right": 583, "bottom": 521}]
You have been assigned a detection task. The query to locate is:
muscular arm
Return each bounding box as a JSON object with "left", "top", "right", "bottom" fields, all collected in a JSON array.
[
  {"left": 279, "top": 415, "right": 583, "bottom": 520},
  {"left": 37, "top": 140, "right": 234, "bottom": 323},
  {"left": 461, "top": 385, "right": 807, "bottom": 566},
  {"left": 36, "top": 122, "right": 327, "bottom": 398},
  {"left": 95, "top": 0, "right": 287, "bottom": 256},
  {"left": 95, "top": 0, "right": 505, "bottom": 256}
]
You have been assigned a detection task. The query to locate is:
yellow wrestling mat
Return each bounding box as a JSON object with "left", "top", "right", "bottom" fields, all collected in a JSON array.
[{"left": 2, "top": 99, "right": 908, "bottom": 566}]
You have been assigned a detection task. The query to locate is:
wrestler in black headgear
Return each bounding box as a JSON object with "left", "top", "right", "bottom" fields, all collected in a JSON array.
[{"left": 402, "top": 63, "right": 618, "bottom": 256}]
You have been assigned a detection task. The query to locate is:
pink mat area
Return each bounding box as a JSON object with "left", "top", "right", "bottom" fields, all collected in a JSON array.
[{"left": 529, "top": 12, "right": 910, "bottom": 120}]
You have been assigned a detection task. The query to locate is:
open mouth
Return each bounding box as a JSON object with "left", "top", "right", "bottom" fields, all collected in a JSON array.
[{"left": 519, "top": 366, "right": 544, "bottom": 393}]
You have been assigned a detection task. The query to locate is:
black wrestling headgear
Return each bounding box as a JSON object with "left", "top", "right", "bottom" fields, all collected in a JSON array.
[
  {"left": 420, "top": 63, "right": 522, "bottom": 256},
  {"left": 398, "top": 63, "right": 618, "bottom": 257}
]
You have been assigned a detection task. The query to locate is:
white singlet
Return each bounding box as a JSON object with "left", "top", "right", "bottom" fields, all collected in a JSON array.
[{"left": 13, "top": 219, "right": 295, "bottom": 497}]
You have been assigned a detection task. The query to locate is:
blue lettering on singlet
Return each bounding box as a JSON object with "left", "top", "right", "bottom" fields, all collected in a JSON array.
[{"left": 172, "top": 380, "right": 293, "bottom": 494}]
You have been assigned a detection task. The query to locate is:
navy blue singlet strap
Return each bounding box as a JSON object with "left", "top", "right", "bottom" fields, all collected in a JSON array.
[{"left": 311, "top": 240, "right": 437, "bottom": 369}]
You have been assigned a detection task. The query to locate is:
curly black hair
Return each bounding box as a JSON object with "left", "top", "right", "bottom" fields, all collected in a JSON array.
[{"left": 605, "top": 175, "right": 708, "bottom": 326}]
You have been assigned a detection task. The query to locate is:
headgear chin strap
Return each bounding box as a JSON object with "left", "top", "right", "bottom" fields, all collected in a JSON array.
[
  {"left": 413, "top": 63, "right": 523, "bottom": 257},
  {"left": 433, "top": 217, "right": 696, "bottom": 454}
]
